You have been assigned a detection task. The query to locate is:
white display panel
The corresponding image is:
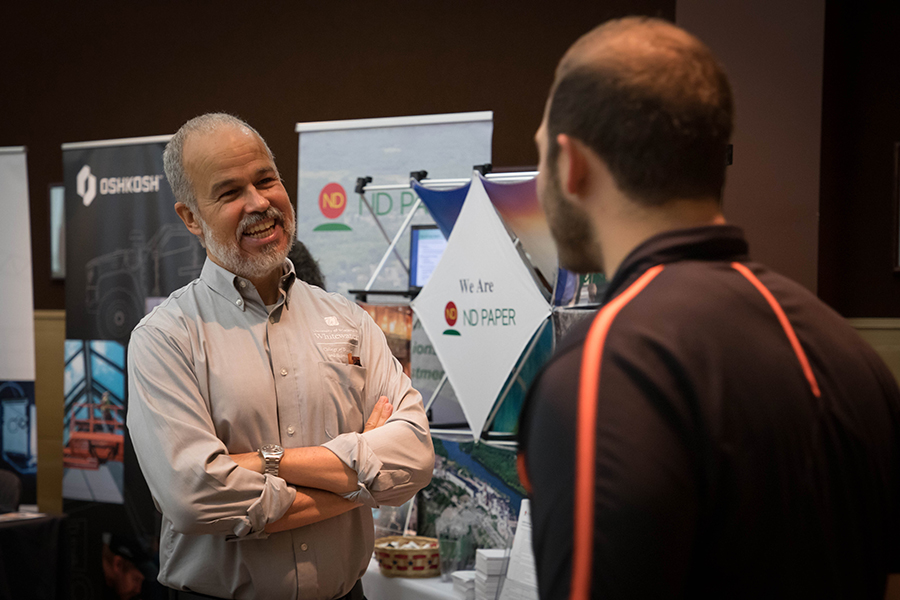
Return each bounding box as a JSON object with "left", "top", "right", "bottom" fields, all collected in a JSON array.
[
  {"left": 295, "top": 112, "right": 492, "bottom": 298},
  {"left": 412, "top": 176, "right": 551, "bottom": 438}
]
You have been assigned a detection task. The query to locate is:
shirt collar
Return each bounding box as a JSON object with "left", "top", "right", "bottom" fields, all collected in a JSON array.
[
  {"left": 199, "top": 258, "right": 297, "bottom": 311},
  {"left": 280, "top": 261, "right": 297, "bottom": 309}
]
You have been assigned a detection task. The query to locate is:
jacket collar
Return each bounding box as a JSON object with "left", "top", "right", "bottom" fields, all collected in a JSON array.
[{"left": 602, "top": 225, "right": 749, "bottom": 304}]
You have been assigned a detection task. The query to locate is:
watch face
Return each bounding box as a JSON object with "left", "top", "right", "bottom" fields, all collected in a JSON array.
[{"left": 261, "top": 444, "right": 284, "bottom": 456}]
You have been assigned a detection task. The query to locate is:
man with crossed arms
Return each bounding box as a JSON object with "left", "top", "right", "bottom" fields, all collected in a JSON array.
[{"left": 127, "top": 113, "right": 433, "bottom": 600}]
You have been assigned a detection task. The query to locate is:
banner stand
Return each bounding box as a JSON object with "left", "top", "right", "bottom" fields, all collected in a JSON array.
[
  {"left": 0, "top": 146, "right": 37, "bottom": 501},
  {"left": 354, "top": 170, "right": 541, "bottom": 299}
]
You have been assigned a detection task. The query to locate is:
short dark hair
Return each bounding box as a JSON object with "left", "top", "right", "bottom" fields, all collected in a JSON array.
[
  {"left": 288, "top": 241, "right": 326, "bottom": 290},
  {"left": 547, "top": 18, "right": 734, "bottom": 205}
]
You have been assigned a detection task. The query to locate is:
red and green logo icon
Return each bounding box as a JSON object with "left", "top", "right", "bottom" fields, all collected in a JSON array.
[
  {"left": 313, "top": 182, "right": 352, "bottom": 231},
  {"left": 443, "top": 301, "right": 460, "bottom": 336}
]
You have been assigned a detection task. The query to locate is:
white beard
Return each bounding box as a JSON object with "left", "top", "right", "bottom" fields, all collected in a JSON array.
[{"left": 200, "top": 206, "right": 296, "bottom": 280}]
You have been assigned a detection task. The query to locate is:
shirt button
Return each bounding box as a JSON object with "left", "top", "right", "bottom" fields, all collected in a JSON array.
[
  {"left": 269, "top": 316, "right": 275, "bottom": 324},
  {"left": 239, "top": 281, "right": 246, "bottom": 288},
  {"left": 235, "top": 298, "right": 243, "bottom": 307},
  {"left": 280, "top": 368, "right": 288, "bottom": 377},
  {"left": 301, "top": 543, "right": 308, "bottom": 551},
  {"left": 287, "top": 426, "right": 295, "bottom": 436}
]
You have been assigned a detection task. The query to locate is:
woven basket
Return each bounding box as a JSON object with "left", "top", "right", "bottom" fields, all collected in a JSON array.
[{"left": 373, "top": 535, "right": 441, "bottom": 578}]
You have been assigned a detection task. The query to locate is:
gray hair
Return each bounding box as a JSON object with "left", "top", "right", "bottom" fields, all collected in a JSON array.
[{"left": 163, "top": 113, "right": 275, "bottom": 212}]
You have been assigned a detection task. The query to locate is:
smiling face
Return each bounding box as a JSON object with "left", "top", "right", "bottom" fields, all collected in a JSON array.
[{"left": 178, "top": 124, "right": 295, "bottom": 281}]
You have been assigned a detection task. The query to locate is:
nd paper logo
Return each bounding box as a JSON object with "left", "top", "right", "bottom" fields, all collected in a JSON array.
[
  {"left": 443, "top": 301, "right": 460, "bottom": 336},
  {"left": 441, "top": 299, "right": 517, "bottom": 336},
  {"left": 314, "top": 182, "right": 352, "bottom": 232}
]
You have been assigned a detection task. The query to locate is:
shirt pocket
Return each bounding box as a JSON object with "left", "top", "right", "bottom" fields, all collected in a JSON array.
[{"left": 317, "top": 361, "right": 367, "bottom": 441}]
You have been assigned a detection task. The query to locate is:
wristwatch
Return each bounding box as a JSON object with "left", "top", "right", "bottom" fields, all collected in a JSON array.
[{"left": 258, "top": 444, "right": 284, "bottom": 477}]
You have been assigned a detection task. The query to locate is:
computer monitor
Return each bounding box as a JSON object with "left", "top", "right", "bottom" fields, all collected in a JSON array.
[{"left": 409, "top": 225, "right": 447, "bottom": 289}]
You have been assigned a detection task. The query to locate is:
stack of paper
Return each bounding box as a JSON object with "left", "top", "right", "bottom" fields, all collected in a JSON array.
[
  {"left": 452, "top": 570, "right": 476, "bottom": 600},
  {"left": 497, "top": 578, "right": 539, "bottom": 600},
  {"left": 498, "top": 499, "right": 539, "bottom": 600},
  {"left": 475, "top": 548, "right": 508, "bottom": 600}
]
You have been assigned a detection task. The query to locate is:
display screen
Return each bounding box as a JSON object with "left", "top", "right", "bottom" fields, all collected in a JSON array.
[
  {"left": 2, "top": 399, "right": 29, "bottom": 456},
  {"left": 410, "top": 225, "right": 447, "bottom": 289},
  {"left": 50, "top": 185, "right": 65, "bottom": 279}
]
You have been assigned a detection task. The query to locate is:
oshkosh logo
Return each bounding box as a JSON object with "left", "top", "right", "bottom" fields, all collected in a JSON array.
[
  {"left": 99, "top": 174, "right": 163, "bottom": 195},
  {"left": 77, "top": 165, "right": 97, "bottom": 206},
  {"left": 77, "top": 164, "right": 163, "bottom": 207}
]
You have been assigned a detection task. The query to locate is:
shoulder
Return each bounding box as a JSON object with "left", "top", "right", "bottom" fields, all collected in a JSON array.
[
  {"left": 293, "top": 281, "right": 365, "bottom": 316},
  {"left": 605, "top": 259, "right": 823, "bottom": 341},
  {"left": 599, "top": 260, "right": 890, "bottom": 394},
  {"left": 290, "top": 281, "right": 376, "bottom": 334},
  {"left": 615, "top": 260, "right": 739, "bottom": 318},
  {"left": 130, "top": 279, "right": 203, "bottom": 347},
  {"left": 299, "top": 281, "right": 359, "bottom": 309}
]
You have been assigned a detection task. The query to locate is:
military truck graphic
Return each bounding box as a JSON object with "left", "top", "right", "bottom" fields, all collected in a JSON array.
[{"left": 85, "top": 224, "right": 203, "bottom": 340}]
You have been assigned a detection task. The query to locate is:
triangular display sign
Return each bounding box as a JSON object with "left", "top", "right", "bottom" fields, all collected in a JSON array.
[{"left": 411, "top": 174, "right": 551, "bottom": 438}]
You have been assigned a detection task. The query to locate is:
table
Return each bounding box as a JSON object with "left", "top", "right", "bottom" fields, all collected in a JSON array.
[
  {"left": 0, "top": 512, "right": 68, "bottom": 600},
  {"left": 363, "top": 558, "right": 459, "bottom": 600}
]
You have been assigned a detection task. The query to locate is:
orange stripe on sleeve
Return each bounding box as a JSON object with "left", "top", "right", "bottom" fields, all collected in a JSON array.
[
  {"left": 730, "top": 262, "right": 821, "bottom": 399},
  {"left": 516, "top": 453, "right": 533, "bottom": 495},
  {"left": 571, "top": 264, "right": 665, "bottom": 600}
]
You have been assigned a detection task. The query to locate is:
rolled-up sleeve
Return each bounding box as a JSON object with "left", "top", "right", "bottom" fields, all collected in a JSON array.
[
  {"left": 321, "top": 309, "right": 434, "bottom": 507},
  {"left": 127, "top": 323, "right": 296, "bottom": 537}
]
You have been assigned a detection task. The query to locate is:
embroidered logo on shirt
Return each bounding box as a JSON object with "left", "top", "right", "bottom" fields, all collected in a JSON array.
[{"left": 324, "top": 316, "right": 339, "bottom": 326}]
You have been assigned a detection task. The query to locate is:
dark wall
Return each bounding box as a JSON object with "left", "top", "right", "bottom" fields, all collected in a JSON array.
[
  {"left": 2, "top": 1, "right": 675, "bottom": 312},
  {"left": 678, "top": 0, "right": 825, "bottom": 295},
  {"left": 819, "top": 3, "right": 900, "bottom": 316}
]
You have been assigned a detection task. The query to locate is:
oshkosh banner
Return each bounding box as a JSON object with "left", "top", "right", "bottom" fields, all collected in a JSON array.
[
  {"left": 411, "top": 175, "right": 551, "bottom": 438},
  {"left": 62, "top": 135, "right": 203, "bottom": 509},
  {"left": 62, "top": 135, "right": 195, "bottom": 598},
  {"left": 295, "top": 112, "right": 492, "bottom": 298},
  {"left": 0, "top": 147, "right": 37, "bottom": 503}
]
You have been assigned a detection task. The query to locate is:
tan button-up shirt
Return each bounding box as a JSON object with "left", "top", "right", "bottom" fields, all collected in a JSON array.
[{"left": 127, "top": 259, "right": 433, "bottom": 599}]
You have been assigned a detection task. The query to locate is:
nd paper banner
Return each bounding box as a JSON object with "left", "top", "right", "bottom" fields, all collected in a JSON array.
[{"left": 296, "top": 112, "right": 492, "bottom": 298}]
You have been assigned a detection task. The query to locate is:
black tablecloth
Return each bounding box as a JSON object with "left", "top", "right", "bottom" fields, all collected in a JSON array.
[{"left": 0, "top": 514, "right": 68, "bottom": 600}]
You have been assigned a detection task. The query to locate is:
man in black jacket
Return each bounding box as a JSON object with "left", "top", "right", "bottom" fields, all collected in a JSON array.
[{"left": 518, "top": 16, "right": 900, "bottom": 599}]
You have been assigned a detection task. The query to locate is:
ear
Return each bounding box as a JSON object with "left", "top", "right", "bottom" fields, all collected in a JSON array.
[
  {"left": 175, "top": 202, "right": 203, "bottom": 238},
  {"left": 555, "top": 134, "right": 589, "bottom": 197}
]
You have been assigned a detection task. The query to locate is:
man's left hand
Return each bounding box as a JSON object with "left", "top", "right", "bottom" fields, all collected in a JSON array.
[{"left": 364, "top": 396, "right": 393, "bottom": 433}]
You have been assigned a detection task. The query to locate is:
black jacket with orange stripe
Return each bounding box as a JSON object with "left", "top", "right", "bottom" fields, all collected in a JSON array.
[{"left": 518, "top": 225, "right": 900, "bottom": 599}]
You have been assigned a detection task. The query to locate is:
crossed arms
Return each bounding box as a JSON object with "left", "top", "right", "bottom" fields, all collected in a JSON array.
[
  {"left": 126, "top": 312, "right": 434, "bottom": 540},
  {"left": 231, "top": 398, "right": 395, "bottom": 533}
]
